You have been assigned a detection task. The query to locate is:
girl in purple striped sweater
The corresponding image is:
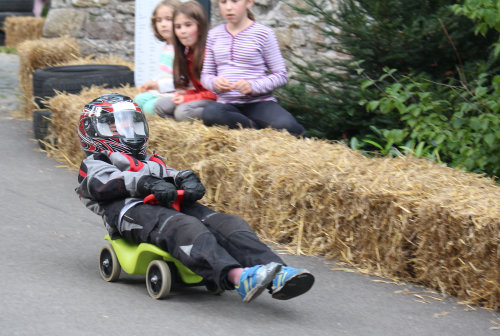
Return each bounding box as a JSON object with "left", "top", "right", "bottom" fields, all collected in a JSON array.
[{"left": 201, "top": 0, "right": 305, "bottom": 136}]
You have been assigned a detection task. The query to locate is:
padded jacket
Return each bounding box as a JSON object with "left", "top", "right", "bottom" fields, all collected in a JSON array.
[{"left": 76, "top": 150, "right": 179, "bottom": 236}]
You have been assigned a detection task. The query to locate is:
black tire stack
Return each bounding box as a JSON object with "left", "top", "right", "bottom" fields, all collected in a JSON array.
[
  {"left": 33, "top": 64, "right": 135, "bottom": 108},
  {"left": 32, "top": 64, "right": 135, "bottom": 149},
  {"left": 32, "top": 109, "right": 53, "bottom": 149},
  {"left": 0, "top": 0, "right": 35, "bottom": 46}
]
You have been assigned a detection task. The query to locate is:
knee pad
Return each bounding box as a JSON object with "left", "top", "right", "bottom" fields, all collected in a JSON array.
[
  {"left": 203, "top": 213, "right": 253, "bottom": 237},
  {"left": 161, "top": 214, "right": 210, "bottom": 247}
]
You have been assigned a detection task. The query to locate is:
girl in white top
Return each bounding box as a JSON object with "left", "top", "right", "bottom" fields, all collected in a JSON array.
[{"left": 135, "top": 0, "right": 180, "bottom": 115}]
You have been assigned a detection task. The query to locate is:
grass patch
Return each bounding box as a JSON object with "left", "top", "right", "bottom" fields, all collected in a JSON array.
[{"left": 0, "top": 46, "right": 17, "bottom": 54}]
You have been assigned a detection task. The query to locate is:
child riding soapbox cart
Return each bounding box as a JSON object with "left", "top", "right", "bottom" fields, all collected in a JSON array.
[{"left": 98, "top": 190, "right": 221, "bottom": 299}]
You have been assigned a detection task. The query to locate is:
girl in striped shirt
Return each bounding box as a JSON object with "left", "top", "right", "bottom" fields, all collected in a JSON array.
[{"left": 201, "top": 0, "right": 305, "bottom": 136}]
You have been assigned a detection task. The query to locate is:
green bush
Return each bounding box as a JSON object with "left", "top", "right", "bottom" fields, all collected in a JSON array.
[
  {"left": 360, "top": 68, "right": 500, "bottom": 177},
  {"left": 0, "top": 46, "right": 17, "bottom": 54},
  {"left": 280, "top": 0, "right": 497, "bottom": 140},
  {"left": 279, "top": 0, "right": 500, "bottom": 179}
]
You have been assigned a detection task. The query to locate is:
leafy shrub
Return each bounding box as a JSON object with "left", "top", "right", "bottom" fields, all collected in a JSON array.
[
  {"left": 361, "top": 68, "right": 500, "bottom": 177},
  {"left": 279, "top": 0, "right": 497, "bottom": 140}
]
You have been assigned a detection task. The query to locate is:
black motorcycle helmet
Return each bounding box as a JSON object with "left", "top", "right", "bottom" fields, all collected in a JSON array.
[{"left": 77, "top": 93, "right": 149, "bottom": 159}]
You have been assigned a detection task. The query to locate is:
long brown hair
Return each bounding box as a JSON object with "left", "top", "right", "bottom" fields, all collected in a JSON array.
[
  {"left": 247, "top": 9, "right": 255, "bottom": 20},
  {"left": 172, "top": 0, "right": 209, "bottom": 89},
  {"left": 151, "top": 0, "right": 181, "bottom": 42}
]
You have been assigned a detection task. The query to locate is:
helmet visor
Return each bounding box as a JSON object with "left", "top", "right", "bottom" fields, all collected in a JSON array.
[{"left": 94, "top": 103, "right": 148, "bottom": 138}]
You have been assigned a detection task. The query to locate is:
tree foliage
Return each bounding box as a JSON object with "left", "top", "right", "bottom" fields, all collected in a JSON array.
[{"left": 280, "top": 0, "right": 500, "bottom": 178}]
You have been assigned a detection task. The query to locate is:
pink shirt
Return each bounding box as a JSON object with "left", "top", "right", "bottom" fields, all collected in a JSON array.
[{"left": 201, "top": 22, "right": 288, "bottom": 104}]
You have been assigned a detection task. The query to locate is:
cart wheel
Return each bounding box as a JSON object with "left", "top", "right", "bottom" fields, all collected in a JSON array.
[
  {"left": 146, "top": 260, "right": 172, "bottom": 299},
  {"left": 205, "top": 281, "right": 224, "bottom": 295},
  {"left": 99, "top": 245, "right": 121, "bottom": 282}
]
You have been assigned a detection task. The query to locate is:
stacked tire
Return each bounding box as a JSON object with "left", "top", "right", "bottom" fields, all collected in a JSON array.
[
  {"left": 33, "top": 64, "right": 135, "bottom": 108},
  {"left": 0, "top": 0, "right": 34, "bottom": 46},
  {"left": 32, "top": 64, "right": 135, "bottom": 149},
  {"left": 32, "top": 109, "right": 53, "bottom": 150}
]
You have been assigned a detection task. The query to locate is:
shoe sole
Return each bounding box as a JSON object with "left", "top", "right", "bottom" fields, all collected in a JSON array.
[
  {"left": 272, "top": 272, "right": 315, "bottom": 300},
  {"left": 243, "top": 263, "right": 282, "bottom": 303}
]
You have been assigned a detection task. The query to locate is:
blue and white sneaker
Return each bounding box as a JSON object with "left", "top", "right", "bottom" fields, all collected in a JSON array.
[
  {"left": 235, "top": 262, "right": 282, "bottom": 303},
  {"left": 270, "top": 266, "right": 315, "bottom": 300}
]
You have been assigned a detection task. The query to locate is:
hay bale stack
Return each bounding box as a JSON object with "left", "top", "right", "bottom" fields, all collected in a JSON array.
[
  {"left": 36, "top": 55, "right": 134, "bottom": 110},
  {"left": 45, "top": 88, "right": 500, "bottom": 310},
  {"left": 413, "top": 182, "right": 499, "bottom": 309},
  {"left": 17, "top": 36, "right": 134, "bottom": 119},
  {"left": 58, "top": 55, "right": 134, "bottom": 70},
  {"left": 4, "top": 17, "right": 45, "bottom": 48},
  {"left": 17, "top": 37, "right": 80, "bottom": 118}
]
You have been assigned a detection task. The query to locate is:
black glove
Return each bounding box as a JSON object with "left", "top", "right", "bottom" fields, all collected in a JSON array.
[
  {"left": 175, "top": 169, "right": 206, "bottom": 204},
  {"left": 138, "top": 176, "right": 177, "bottom": 207}
]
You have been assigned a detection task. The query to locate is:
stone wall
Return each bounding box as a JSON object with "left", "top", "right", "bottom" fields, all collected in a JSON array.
[
  {"left": 43, "top": 0, "right": 337, "bottom": 68},
  {"left": 44, "top": 0, "right": 136, "bottom": 59}
]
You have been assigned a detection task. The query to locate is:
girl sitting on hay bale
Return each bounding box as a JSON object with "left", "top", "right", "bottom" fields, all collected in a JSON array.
[
  {"left": 201, "top": 0, "right": 305, "bottom": 136},
  {"left": 135, "top": 1, "right": 216, "bottom": 121},
  {"left": 135, "top": 0, "right": 180, "bottom": 115}
]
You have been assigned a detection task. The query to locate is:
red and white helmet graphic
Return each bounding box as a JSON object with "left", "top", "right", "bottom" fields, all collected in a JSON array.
[{"left": 78, "top": 93, "right": 149, "bottom": 159}]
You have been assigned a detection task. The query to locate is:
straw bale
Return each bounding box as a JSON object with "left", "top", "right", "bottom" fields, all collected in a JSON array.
[
  {"left": 17, "top": 37, "right": 81, "bottom": 118},
  {"left": 45, "top": 88, "right": 500, "bottom": 310},
  {"left": 4, "top": 17, "right": 45, "bottom": 48},
  {"left": 413, "top": 183, "right": 500, "bottom": 309},
  {"left": 57, "top": 55, "right": 134, "bottom": 71}
]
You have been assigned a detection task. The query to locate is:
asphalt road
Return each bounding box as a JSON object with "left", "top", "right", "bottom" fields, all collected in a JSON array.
[{"left": 0, "top": 53, "right": 499, "bottom": 336}]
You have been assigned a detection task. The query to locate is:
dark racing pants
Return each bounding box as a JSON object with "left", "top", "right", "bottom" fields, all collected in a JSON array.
[{"left": 111, "top": 201, "right": 284, "bottom": 290}]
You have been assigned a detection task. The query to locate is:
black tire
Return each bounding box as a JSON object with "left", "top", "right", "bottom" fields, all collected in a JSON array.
[
  {"left": 32, "top": 109, "right": 52, "bottom": 149},
  {"left": 146, "top": 260, "right": 172, "bottom": 299},
  {"left": 98, "top": 245, "right": 121, "bottom": 282},
  {"left": 0, "top": 0, "right": 34, "bottom": 12},
  {"left": 0, "top": 30, "right": 4, "bottom": 46},
  {"left": 33, "top": 65, "right": 134, "bottom": 108}
]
